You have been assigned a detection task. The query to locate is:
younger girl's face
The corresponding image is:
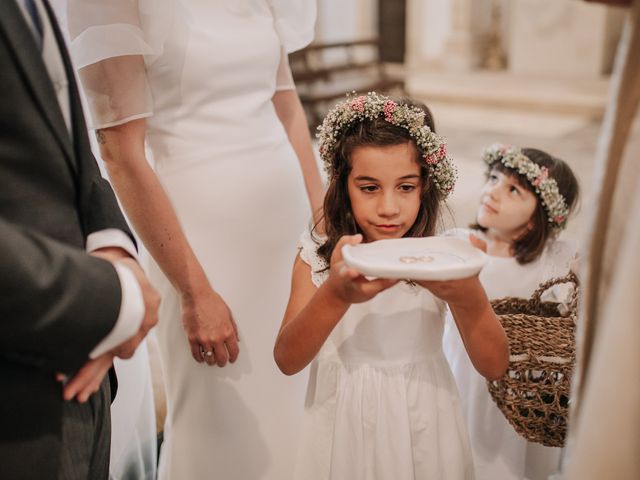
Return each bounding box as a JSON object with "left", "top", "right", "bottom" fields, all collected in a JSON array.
[
  {"left": 477, "top": 168, "right": 538, "bottom": 239},
  {"left": 347, "top": 143, "right": 422, "bottom": 242}
]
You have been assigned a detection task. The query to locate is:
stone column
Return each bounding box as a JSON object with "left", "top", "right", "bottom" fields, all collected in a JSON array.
[
  {"left": 442, "top": 0, "right": 493, "bottom": 71},
  {"left": 509, "top": 0, "right": 625, "bottom": 77}
]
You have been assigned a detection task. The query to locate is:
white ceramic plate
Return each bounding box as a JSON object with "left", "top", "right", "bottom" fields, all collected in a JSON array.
[{"left": 342, "top": 236, "right": 486, "bottom": 281}]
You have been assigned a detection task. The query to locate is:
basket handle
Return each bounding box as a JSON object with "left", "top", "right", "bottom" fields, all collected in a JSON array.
[{"left": 528, "top": 271, "right": 580, "bottom": 313}]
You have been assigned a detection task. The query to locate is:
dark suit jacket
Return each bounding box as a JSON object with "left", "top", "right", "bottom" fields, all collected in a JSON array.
[{"left": 0, "top": 1, "right": 134, "bottom": 475}]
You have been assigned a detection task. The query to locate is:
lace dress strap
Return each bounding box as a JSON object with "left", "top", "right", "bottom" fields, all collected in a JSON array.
[{"left": 298, "top": 229, "right": 329, "bottom": 288}]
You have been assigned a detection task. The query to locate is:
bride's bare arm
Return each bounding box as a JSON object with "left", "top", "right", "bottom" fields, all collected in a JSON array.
[
  {"left": 96, "top": 118, "right": 239, "bottom": 366},
  {"left": 272, "top": 89, "right": 324, "bottom": 224}
]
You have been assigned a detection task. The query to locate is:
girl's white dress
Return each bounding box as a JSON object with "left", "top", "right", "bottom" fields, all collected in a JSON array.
[
  {"left": 442, "top": 228, "right": 577, "bottom": 480},
  {"left": 66, "top": 1, "right": 316, "bottom": 478},
  {"left": 296, "top": 230, "right": 474, "bottom": 480}
]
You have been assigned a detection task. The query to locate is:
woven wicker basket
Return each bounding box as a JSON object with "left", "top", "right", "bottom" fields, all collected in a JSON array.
[{"left": 486, "top": 272, "right": 579, "bottom": 448}]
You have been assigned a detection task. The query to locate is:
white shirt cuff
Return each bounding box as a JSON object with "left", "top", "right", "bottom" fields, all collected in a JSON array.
[
  {"left": 86, "top": 229, "right": 137, "bottom": 260},
  {"left": 90, "top": 262, "right": 145, "bottom": 358}
]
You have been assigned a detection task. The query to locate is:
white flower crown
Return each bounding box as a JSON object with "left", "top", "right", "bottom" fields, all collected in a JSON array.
[
  {"left": 482, "top": 144, "right": 570, "bottom": 232},
  {"left": 316, "top": 92, "right": 457, "bottom": 200}
]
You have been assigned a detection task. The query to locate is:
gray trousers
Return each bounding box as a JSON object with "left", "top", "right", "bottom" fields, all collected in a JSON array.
[{"left": 58, "top": 376, "right": 111, "bottom": 480}]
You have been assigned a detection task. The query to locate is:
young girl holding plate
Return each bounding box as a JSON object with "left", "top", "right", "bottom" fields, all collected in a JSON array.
[{"left": 274, "top": 93, "right": 509, "bottom": 479}]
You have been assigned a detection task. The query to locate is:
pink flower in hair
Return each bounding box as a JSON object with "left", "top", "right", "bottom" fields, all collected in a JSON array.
[
  {"left": 553, "top": 215, "right": 566, "bottom": 224},
  {"left": 383, "top": 100, "right": 397, "bottom": 122},
  {"left": 350, "top": 96, "right": 366, "bottom": 112},
  {"left": 425, "top": 144, "right": 446, "bottom": 165},
  {"left": 425, "top": 154, "right": 439, "bottom": 165},
  {"left": 532, "top": 167, "right": 549, "bottom": 187}
]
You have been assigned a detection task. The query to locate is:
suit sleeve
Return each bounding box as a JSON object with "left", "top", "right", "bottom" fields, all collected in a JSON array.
[
  {"left": 81, "top": 170, "right": 135, "bottom": 242},
  {"left": 0, "top": 218, "right": 122, "bottom": 373},
  {"left": 45, "top": 0, "right": 138, "bottom": 245}
]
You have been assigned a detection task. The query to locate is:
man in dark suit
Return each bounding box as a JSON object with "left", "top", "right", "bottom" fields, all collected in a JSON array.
[{"left": 0, "top": 1, "right": 160, "bottom": 478}]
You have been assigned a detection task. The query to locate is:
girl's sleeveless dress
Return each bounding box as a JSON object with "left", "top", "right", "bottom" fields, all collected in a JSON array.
[{"left": 295, "top": 230, "right": 475, "bottom": 480}]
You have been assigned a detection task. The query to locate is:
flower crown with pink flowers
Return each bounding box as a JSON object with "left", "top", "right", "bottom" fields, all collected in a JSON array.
[
  {"left": 482, "top": 144, "right": 570, "bottom": 232},
  {"left": 317, "top": 92, "right": 457, "bottom": 200}
]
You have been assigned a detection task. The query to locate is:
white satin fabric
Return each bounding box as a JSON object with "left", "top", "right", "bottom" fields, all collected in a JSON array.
[
  {"left": 296, "top": 230, "right": 474, "bottom": 480},
  {"left": 442, "top": 228, "right": 576, "bottom": 480},
  {"left": 66, "top": 1, "right": 316, "bottom": 479}
]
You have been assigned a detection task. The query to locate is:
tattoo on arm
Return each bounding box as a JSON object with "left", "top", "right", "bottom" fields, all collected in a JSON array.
[{"left": 95, "top": 130, "right": 106, "bottom": 145}]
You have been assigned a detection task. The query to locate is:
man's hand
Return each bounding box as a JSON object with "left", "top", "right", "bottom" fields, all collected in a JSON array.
[
  {"left": 58, "top": 353, "right": 114, "bottom": 403},
  {"left": 58, "top": 248, "right": 160, "bottom": 403}
]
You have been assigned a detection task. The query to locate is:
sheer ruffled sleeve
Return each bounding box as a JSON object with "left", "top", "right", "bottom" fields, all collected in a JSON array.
[
  {"left": 64, "top": 0, "right": 172, "bottom": 129},
  {"left": 267, "top": 0, "right": 316, "bottom": 53},
  {"left": 275, "top": 47, "right": 295, "bottom": 91},
  {"left": 269, "top": 0, "right": 316, "bottom": 91}
]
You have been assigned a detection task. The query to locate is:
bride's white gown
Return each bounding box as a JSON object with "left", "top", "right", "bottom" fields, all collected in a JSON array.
[
  {"left": 149, "top": 7, "right": 311, "bottom": 479},
  {"left": 67, "top": 1, "right": 315, "bottom": 478}
]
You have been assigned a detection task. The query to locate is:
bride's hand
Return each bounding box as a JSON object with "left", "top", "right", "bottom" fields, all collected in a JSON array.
[{"left": 181, "top": 289, "right": 240, "bottom": 367}]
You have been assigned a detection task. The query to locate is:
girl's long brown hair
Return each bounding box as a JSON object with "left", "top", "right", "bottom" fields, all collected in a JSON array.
[{"left": 314, "top": 102, "right": 443, "bottom": 267}]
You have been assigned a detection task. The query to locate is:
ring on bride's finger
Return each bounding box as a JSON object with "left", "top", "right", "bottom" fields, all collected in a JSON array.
[{"left": 205, "top": 350, "right": 214, "bottom": 357}]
